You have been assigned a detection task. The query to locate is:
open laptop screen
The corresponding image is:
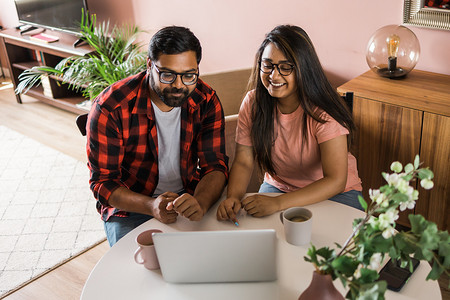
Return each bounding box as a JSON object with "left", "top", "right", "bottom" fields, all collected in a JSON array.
[{"left": 153, "top": 229, "right": 277, "bottom": 283}]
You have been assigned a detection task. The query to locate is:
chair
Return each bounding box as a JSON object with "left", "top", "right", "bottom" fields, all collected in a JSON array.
[{"left": 76, "top": 113, "right": 88, "bottom": 136}]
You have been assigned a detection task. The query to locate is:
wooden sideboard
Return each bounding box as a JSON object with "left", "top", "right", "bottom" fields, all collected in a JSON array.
[
  {"left": 338, "top": 69, "right": 449, "bottom": 231},
  {"left": 0, "top": 28, "right": 92, "bottom": 114}
]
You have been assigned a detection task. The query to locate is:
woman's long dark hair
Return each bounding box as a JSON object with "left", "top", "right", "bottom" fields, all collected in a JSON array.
[{"left": 248, "top": 25, "right": 355, "bottom": 175}]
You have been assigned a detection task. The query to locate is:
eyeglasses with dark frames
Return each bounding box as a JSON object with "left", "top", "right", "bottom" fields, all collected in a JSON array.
[
  {"left": 152, "top": 63, "right": 199, "bottom": 85},
  {"left": 259, "top": 61, "right": 295, "bottom": 76}
]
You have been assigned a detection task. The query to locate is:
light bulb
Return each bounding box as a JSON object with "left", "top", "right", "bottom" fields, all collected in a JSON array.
[
  {"left": 386, "top": 34, "right": 400, "bottom": 71},
  {"left": 386, "top": 34, "right": 400, "bottom": 58}
]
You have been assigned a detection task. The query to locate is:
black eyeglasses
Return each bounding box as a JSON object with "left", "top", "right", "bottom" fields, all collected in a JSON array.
[
  {"left": 260, "top": 61, "right": 295, "bottom": 76},
  {"left": 152, "top": 63, "right": 199, "bottom": 85}
]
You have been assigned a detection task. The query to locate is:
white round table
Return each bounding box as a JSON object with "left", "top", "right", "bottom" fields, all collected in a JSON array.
[{"left": 81, "top": 196, "right": 441, "bottom": 300}]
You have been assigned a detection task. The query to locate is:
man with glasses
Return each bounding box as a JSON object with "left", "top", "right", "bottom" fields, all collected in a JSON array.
[{"left": 86, "top": 26, "right": 228, "bottom": 246}]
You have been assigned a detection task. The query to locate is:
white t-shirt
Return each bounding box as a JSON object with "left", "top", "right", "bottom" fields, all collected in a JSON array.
[{"left": 151, "top": 102, "right": 184, "bottom": 196}]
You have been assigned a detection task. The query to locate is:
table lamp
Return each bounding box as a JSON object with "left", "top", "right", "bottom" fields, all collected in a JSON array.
[{"left": 366, "top": 25, "right": 420, "bottom": 79}]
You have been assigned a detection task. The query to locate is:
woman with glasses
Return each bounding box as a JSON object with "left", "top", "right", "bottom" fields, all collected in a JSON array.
[{"left": 217, "top": 25, "right": 362, "bottom": 222}]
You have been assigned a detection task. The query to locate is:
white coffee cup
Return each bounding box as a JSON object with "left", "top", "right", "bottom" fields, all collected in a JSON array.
[
  {"left": 134, "top": 229, "right": 162, "bottom": 270},
  {"left": 280, "top": 207, "right": 312, "bottom": 246}
]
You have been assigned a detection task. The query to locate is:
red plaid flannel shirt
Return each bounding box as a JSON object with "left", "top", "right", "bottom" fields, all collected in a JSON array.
[{"left": 86, "top": 71, "right": 228, "bottom": 221}]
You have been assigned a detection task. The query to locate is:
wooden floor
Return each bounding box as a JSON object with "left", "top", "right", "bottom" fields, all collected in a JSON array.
[
  {"left": 0, "top": 78, "right": 109, "bottom": 300},
  {"left": 0, "top": 77, "right": 448, "bottom": 299}
]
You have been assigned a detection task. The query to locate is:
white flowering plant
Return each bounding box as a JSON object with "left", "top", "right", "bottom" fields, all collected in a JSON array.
[{"left": 304, "top": 155, "right": 450, "bottom": 299}]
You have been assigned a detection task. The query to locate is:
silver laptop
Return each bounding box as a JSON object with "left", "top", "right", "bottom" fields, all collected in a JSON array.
[{"left": 152, "top": 229, "right": 277, "bottom": 283}]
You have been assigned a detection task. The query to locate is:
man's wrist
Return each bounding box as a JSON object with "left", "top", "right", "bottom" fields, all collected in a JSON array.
[{"left": 145, "top": 196, "right": 157, "bottom": 216}]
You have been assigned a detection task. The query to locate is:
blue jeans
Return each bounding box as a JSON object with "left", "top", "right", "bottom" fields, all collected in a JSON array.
[
  {"left": 258, "top": 181, "right": 364, "bottom": 211},
  {"left": 104, "top": 212, "right": 153, "bottom": 247},
  {"left": 104, "top": 190, "right": 186, "bottom": 247}
]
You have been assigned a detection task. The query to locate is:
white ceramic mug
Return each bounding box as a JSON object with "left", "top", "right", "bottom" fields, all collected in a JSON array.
[
  {"left": 280, "top": 207, "right": 312, "bottom": 246},
  {"left": 134, "top": 229, "right": 162, "bottom": 270}
]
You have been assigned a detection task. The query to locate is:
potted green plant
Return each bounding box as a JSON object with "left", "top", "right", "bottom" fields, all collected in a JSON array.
[
  {"left": 15, "top": 11, "right": 147, "bottom": 109},
  {"left": 301, "top": 155, "right": 449, "bottom": 299}
]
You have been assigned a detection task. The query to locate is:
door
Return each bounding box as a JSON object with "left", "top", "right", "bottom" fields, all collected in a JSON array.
[
  {"left": 417, "top": 113, "right": 450, "bottom": 231},
  {"left": 352, "top": 97, "right": 422, "bottom": 227}
]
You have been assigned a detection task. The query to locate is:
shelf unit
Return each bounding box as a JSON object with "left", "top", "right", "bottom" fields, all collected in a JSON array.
[
  {"left": 338, "top": 69, "right": 450, "bottom": 231},
  {"left": 0, "top": 28, "right": 92, "bottom": 114}
]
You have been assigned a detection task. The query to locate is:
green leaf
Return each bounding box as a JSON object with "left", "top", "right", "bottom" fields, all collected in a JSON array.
[
  {"left": 391, "top": 193, "right": 408, "bottom": 203},
  {"left": 390, "top": 161, "right": 402, "bottom": 173},
  {"left": 357, "top": 281, "right": 387, "bottom": 300},
  {"left": 393, "top": 233, "right": 416, "bottom": 255},
  {"left": 369, "top": 234, "right": 393, "bottom": 253},
  {"left": 359, "top": 268, "right": 380, "bottom": 284},
  {"left": 404, "top": 163, "right": 414, "bottom": 174},
  {"left": 316, "top": 247, "right": 334, "bottom": 260},
  {"left": 331, "top": 256, "right": 359, "bottom": 277},
  {"left": 417, "top": 168, "right": 434, "bottom": 180},
  {"left": 414, "top": 154, "right": 420, "bottom": 169},
  {"left": 358, "top": 195, "right": 368, "bottom": 211},
  {"left": 401, "top": 174, "right": 413, "bottom": 182},
  {"left": 399, "top": 259, "right": 408, "bottom": 269},
  {"left": 418, "top": 223, "right": 439, "bottom": 250},
  {"left": 305, "top": 245, "right": 316, "bottom": 259},
  {"left": 413, "top": 248, "right": 427, "bottom": 261},
  {"left": 304, "top": 245, "right": 319, "bottom": 266},
  {"left": 427, "top": 260, "right": 444, "bottom": 281},
  {"left": 409, "top": 214, "right": 428, "bottom": 234},
  {"left": 379, "top": 184, "right": 392, "bottom": 194},
  {"left": 438, "top": 233, "right": 450, "bottom": 267}
]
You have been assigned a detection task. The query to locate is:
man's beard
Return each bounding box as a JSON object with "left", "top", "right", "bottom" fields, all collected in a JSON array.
[{"left": 150, "top": 74, "right": 191, "bottom": 107}]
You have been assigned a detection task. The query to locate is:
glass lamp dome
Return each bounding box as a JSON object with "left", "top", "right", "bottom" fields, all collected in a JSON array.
[{"left": 366, "top": 25, "right": 420, "bottom": 79}]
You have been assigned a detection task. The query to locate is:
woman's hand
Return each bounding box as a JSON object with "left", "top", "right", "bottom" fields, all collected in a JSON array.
[
  {"left": 242, "top": 194, "right": 280, "bottom": 217},
  {"left": 216, "top": 197, "right": 241, "bottom": 223}
]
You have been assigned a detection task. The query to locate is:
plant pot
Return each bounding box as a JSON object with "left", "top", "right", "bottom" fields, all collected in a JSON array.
[{"left": 298, "top": 271, "right": 344, "bottom": 300}]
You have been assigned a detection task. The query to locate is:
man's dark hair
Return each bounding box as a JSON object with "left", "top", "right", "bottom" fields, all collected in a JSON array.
[{"left": 148, "top": 26, "right": 202, "bottom": 64}]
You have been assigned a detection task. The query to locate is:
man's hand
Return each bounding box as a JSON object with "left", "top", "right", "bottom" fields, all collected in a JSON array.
[
  {"left": 167, "top": 193, "right": 205, "bottom": 221},
  {"left": 241, "top": 194, "right": 280, "bottom": 217},
  {"left": 151, "top": 192, "right": 179, "bottom": 223}
]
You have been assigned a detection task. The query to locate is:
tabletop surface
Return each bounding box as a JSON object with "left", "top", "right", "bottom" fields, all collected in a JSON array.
[{"left": 81, "top": 196, "right": 441, "bottom": 300}]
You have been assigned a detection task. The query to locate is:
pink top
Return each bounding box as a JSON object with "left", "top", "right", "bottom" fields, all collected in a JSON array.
[{"left": 236, "top": 91, "right": 362, "bottom": 193}]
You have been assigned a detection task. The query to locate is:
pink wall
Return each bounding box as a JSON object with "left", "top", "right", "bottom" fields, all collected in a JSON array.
[{"left": 2, "top": 0, "right": 449, "bottom": 86}]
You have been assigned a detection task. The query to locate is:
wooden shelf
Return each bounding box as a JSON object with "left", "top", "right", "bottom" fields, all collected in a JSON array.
[
  {"left": 0, "top": 28, "right": 92, "bottom": 114},
  {"left": 25, "top": 89, "right": 88, "bottom": 114},
  {"left": 12, "top": 61, "right": 41, "bottom": 70},
  {"left": 338, "top": 70, "right": 450, "bottom": 231}
]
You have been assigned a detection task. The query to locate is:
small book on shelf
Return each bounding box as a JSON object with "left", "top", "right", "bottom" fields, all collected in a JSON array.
[{"left": 30, "top": 33, "right": 59, "bottom": 43}]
